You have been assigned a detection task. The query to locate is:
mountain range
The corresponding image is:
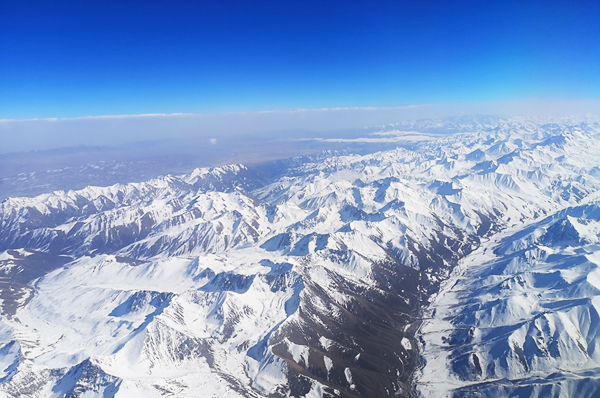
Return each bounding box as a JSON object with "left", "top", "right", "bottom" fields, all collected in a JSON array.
[{"left": 1, "top": 117, "right": 599, "bottom": 397}]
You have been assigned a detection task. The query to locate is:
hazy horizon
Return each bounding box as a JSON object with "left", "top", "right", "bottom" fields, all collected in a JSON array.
[{"left": 2, "top": 99, "right": 600, "bottom": 154}]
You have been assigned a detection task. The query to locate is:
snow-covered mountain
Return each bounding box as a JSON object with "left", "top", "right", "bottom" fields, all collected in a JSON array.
[
  {"left": 416, "top": 202, "right": 600, "bottom": 398},
  {"left": 1, "top": 117, "right": 600, "bottom": 397}
]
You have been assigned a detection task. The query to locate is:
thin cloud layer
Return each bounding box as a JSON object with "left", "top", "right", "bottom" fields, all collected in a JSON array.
[{"left": 1, "top": 100, "right": 599, "bottom": 154}]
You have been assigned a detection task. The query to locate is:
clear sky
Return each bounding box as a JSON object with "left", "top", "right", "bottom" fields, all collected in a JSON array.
[{"left": 2, "top": 0, "right": 600, "bottom": 120}]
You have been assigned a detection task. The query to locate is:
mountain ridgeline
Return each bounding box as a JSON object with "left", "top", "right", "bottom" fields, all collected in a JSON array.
[{"left": 1, "top": 118, "right": 600, "bottom": 397}]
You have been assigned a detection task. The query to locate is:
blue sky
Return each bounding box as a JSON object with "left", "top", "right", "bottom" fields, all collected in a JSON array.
[{"left": 2, "top": 0, "right": 600, "bottom": 119}]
